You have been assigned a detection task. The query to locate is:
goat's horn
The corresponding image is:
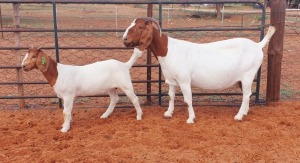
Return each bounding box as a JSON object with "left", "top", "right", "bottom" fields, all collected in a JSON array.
[{"left": 143, "top": 17, "right": 162, "bottom": 37}]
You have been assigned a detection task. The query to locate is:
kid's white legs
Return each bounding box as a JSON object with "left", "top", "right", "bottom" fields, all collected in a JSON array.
[{"left": 61, "top": 97, "right": 74, "bottom": 132}]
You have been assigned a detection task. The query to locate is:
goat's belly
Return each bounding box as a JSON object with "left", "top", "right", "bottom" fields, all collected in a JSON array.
[
  {"left": 191, "top": 73, "right": 240, "bottom": 90},
  {"left": 192, "top": 80, "right": 237, "bottom": 90},
  {"left": 76, "top": 89, "right": 106, "bottom": 97},
  {"left": 75, "top": 84, "right": 114, "bottom": 96}
]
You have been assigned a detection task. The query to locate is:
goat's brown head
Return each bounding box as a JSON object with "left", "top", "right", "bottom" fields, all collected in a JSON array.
[
  {"left": 123, "top": 17, "right": 161, "bottom": 51},
  {"left": 21, "top": 48, "right": 49, "bottom": 72}
]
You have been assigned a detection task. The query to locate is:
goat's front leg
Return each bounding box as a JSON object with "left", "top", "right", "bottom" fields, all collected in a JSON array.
[
  {"left": 61, "top": 97, "right": 74, "bottom": 132},
  {"left": 179, "top": 83, "right": 195, "bottom": 124},
  {"left": 101, "top": 89, "right": 119, "bottom": 118},
  {"left": 164, "top": 84, "right": 175, "bottom": 118}
]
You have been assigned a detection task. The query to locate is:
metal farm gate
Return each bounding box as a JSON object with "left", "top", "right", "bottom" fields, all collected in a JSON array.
[{"left": 0, "top": 0, "right": 266, "bottom": 109}]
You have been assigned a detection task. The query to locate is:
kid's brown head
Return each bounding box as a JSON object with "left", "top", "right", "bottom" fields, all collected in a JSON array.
[{"left": 21, "top": 48, "right": 49, "bottom": 72}]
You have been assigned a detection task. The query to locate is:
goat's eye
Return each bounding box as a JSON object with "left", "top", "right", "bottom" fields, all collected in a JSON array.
[{"left": 138, "top": 26, "right": 143, "bottom": 29}]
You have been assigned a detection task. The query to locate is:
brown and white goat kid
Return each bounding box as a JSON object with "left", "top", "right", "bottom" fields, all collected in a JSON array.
[
  {"left": 21, "top": 48, "right": 143, "bottom": 132},
  {"left": 123, "top": 17, "right": 275, "bottom": 123}
]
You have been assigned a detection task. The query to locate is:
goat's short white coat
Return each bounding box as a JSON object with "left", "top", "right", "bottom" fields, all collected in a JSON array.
[
  {"left": 123, "top": 18, "right": 275, "bottom": 123},
  {"left": 159, "top": 37, "right": 263, "bottom": 89},
  {"left": 54, "top": 60, "right": 133, "bottom": 98},
  {"left": 22, "top": 48, "right": 143, "bottom": 132},
  {"left": 158, "top": 27, "right": 275, "bottom": 123},
  {"left": 55, "top": 48, "right": 143, "bottom": 132}
]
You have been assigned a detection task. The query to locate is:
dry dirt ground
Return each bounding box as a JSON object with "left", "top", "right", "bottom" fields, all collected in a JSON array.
[
  {"left": 1, "top": 4, "right": 300, "bottom": 162},
  {"left": 0, "top": 100, "right": 300, "bottom": 162}
]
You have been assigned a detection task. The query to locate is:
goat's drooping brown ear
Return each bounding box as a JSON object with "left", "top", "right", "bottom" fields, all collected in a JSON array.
[
  {"left": 36, "top": 49, "right": 49, "bottom": 72},
  {"left": 143, "top": 17, "right": 162, "bottom": 37},
  {"left": 138, "top": 22, "right": 153, "bottom": 51}
]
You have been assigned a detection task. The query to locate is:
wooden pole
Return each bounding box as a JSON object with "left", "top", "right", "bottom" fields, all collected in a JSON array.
[
  {"left": 266, "top": 0, "right": 286, "bottom": 104},
  {"left": 13, "top": 3, "right": 25, "bottom": 108}
]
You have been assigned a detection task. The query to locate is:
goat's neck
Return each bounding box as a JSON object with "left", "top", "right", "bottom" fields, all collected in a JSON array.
[
  {"left": 41, "top": 57, "right": 58, "bottom": 87},
  {"left": 148, "top": 28, "right": 168, "bottom": 59}
]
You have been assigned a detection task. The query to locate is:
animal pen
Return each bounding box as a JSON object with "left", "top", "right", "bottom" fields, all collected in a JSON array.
[{"left": 0, "top": 0, "right": 293, "bottom": 109}]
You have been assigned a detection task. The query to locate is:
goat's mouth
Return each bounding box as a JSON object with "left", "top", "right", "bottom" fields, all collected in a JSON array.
[
  {"left": 22, "top": 65, "right": 33, "bottom": 71},
  {"left": 22, "top": 68, "right": 30, "bottom": 71},
  {"left": 123, "top": 41, "right": 138, "bottom": 48}
]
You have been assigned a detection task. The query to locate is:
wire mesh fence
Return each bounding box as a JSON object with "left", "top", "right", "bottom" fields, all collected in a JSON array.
[
  {"left": 281, "top": 10, "right": 300, "bottom": 99},
  {"left": 0, "top": 2, "right": 298, "bottom": 109}
]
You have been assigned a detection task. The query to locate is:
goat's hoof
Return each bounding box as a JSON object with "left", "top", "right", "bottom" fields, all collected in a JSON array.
[
  {"left": 136, "top": 114, "right": 142, "bottom": 120},
  {"left": 234, "top": 114, "right": 243, "bottom": 121},
  {"left": 186, "top": 118, "right": 195, "bottom": 124},
  {"left": 60, "top": 127, "right": 69, "bottom": 133},
  {"left": 164, "top": 111, "right": 172, "bottom": 118},
  {"left": 100, "top": 114, "right": 109, "bottom": 119}
]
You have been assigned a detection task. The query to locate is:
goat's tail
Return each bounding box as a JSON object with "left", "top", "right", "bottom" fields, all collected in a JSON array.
[
  {"left": 125, "top": 48, "right": 143, "bottom": 68},
  {"left": 258, "top": 26, "right": 276, "bottom": 48}
]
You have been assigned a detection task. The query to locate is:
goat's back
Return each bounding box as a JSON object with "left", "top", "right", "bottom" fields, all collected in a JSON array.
[
  {"left": 54, "top": 60, "right": 131, "bottom": 97},
  {"left": 158, "top": 37, "right": 264, "bottom": 89}
]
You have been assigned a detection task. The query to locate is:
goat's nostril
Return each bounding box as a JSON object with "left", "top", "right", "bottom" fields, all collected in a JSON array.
[{"left": 124, "top": 37, "right": 127, "bottom": 41}]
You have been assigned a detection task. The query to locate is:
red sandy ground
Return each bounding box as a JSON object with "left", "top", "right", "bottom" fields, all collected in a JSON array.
[
  {"left": 0, "top": 100, "right": 300, "bottom": 162},
  {"left": 1, "top": 4, "right": 300, "bottom": 162}
]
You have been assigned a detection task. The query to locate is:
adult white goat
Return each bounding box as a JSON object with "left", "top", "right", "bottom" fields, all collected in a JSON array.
[
  {"left": 123, "top": 17, "right": 275, "bottom": 123},
  {"left": 21, "top": 47, "right": 143, "bottom": 132}
]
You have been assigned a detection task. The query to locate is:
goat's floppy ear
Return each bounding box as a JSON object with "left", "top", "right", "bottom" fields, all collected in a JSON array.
[
  {"left": 139, "top": 22, "right": 153, "bottom": 51},
  {"left": 36, "top": 49, "right": 49, "bottom": 72}
]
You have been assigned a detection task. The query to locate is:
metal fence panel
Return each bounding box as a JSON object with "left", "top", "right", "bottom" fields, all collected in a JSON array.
[{"left": 0, "top": 0, "right": 272, "bottom": 109}]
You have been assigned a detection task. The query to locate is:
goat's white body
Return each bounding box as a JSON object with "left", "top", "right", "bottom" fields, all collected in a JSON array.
[
  {"left": 54, "top": 60, "right": 132, "bottom": 97},
  {"left": 123, "top": 17, "right": 275, "bottom": 123},
  {"left": 157, "top": 27, "right": 275, "bottom": 123},
  {"left": 159, "top": 37, "right": 262, "bottom": 89},
  {"left": 53, "top": 48, "right": 143, "bottom": 132}
]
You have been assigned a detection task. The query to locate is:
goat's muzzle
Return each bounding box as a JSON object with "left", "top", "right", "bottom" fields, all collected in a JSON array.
[
  {"left": 123, "top": 40, "right": 138, "bottom": 48},
  {"left": 22, "top": 64, "right": 35, "bottom": 71},
  {"left": 22, "top": 65, "right": 30, "bottom": 71}
]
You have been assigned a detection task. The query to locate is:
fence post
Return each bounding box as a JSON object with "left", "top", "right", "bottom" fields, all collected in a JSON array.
[
  {"left": 52, "top": 0, "right": 63, "bottom": 108},
  {"left": 13, "top": 3, "right": 25, "bottom": 108},
  {"left": 266, "top": 0, "right": 286, "bottom": 104},
  {"left": 158, "top": 3, "right": 162, "bottom": 106},
  {"left": 146, "top": 4, "right": 153, "bottom": 104}
]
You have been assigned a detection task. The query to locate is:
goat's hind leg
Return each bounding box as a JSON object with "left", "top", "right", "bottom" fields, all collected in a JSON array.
[
  {"left": 164, "top": 84, "right": 175, "bottom": 118},
  {"left": 121, "top": 86, "right": 142, "bottom": 120},
  {"left": 101, "top": 89, "right": 119, "bottom": 119},
  {"left": 234, "top": 78, "right": 252, "bottom": 121},
  {"left": 179, "top": 83, "right": 195, "bottom": 124}
]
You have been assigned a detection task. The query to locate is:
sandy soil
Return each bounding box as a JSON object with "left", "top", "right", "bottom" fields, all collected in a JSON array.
[
  {"left": 0, "top": 100, "right": 300, "bottom": 162},
  {"left": 1, "top": 4, "right": 300, "bottom": 162}
]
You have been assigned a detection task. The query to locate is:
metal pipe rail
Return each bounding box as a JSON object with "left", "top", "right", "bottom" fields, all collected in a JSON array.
[{"left": 0, "top": 0, "right": 263, "bottom": 5}]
